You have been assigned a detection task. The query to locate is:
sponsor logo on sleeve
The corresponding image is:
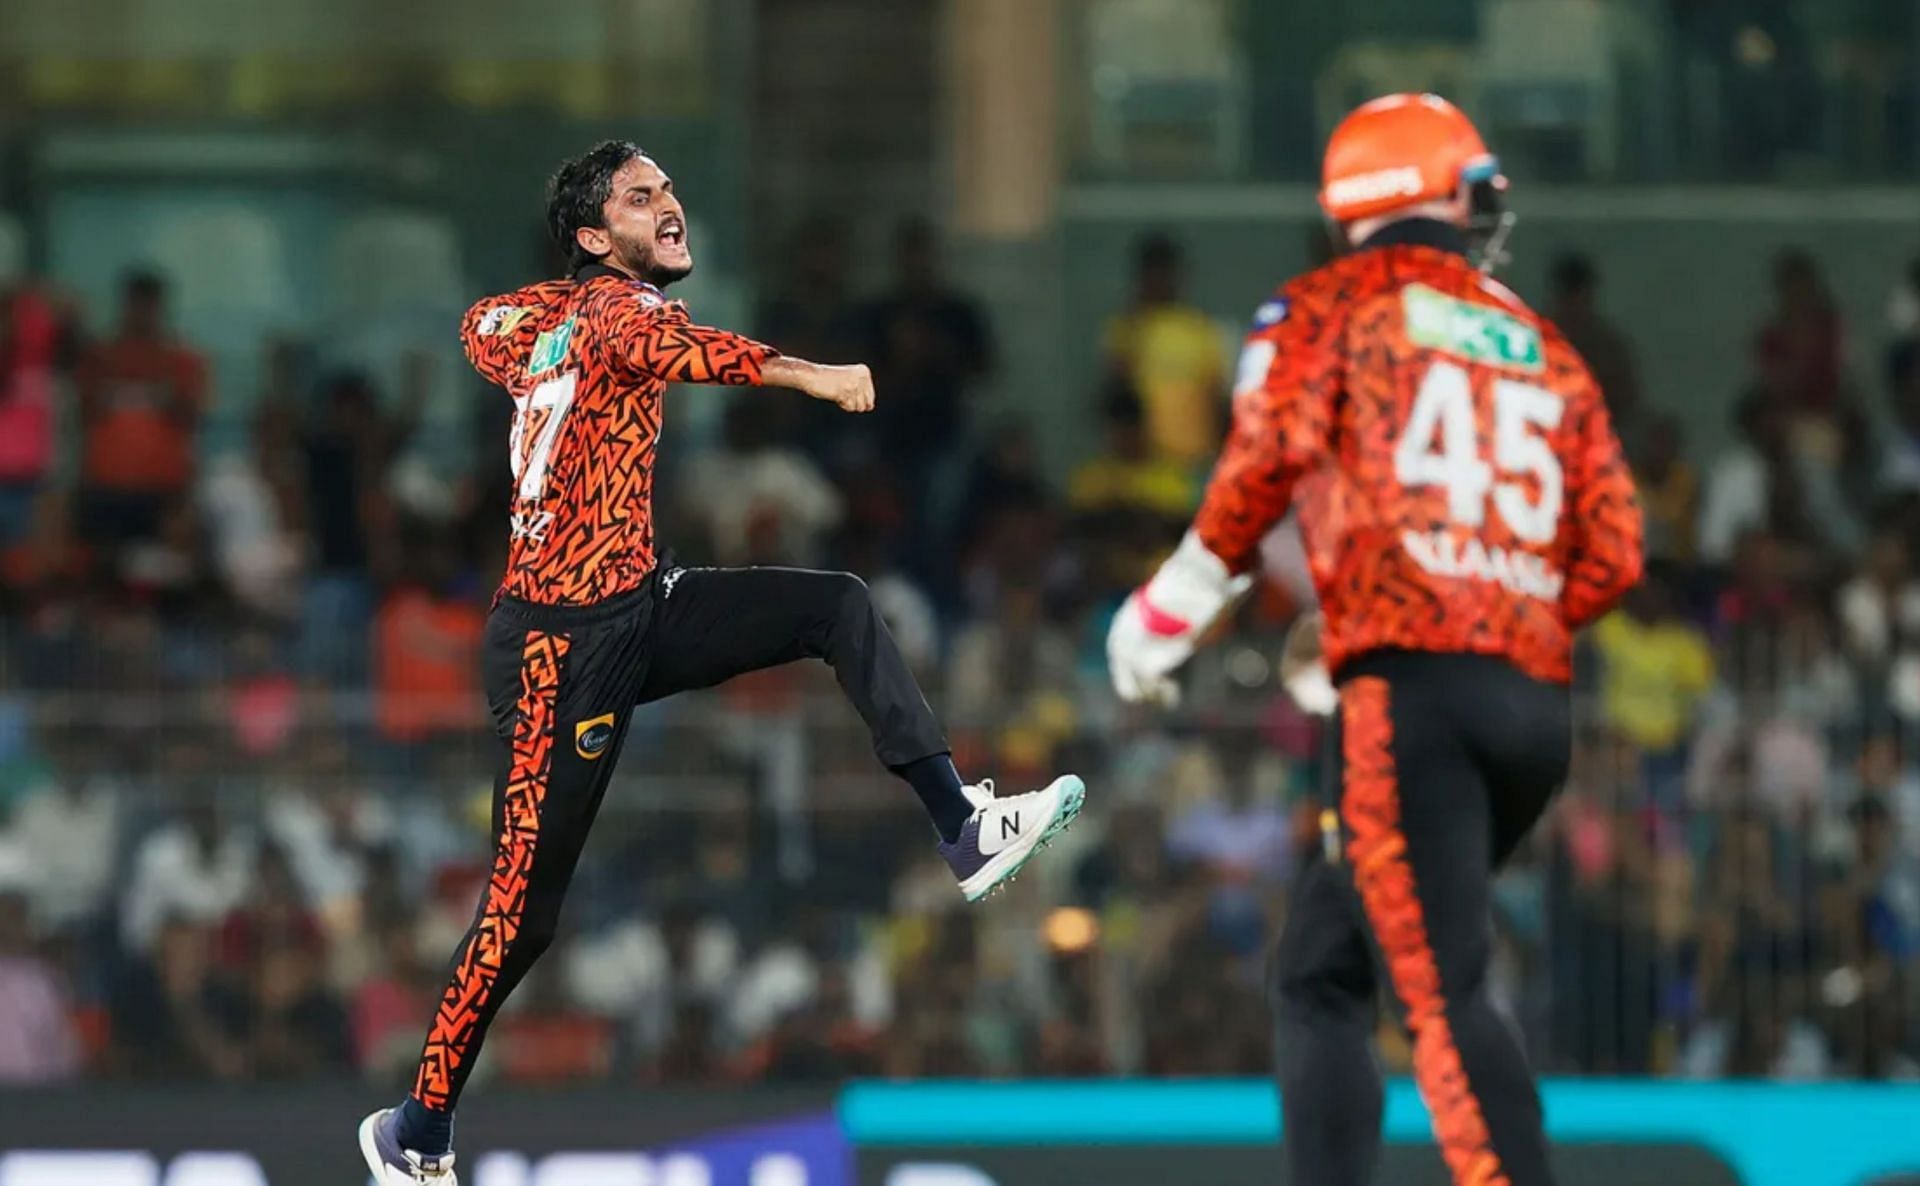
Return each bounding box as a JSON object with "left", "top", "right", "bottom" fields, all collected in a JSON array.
[{"left": 477, "top": 305, "right": 532, "bottom": 337}]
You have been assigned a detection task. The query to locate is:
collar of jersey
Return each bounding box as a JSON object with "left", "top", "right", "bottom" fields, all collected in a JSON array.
[
  {"left": 1354, "top": 217, "right": 1468, "bottom": 258},
  {"left": 572, "top": 263, "right": 667, "bottom": 302}
]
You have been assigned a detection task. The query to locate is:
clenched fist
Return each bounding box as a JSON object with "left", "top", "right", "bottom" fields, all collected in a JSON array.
[{"left": 807, "top": 363, "right": 875, "bottom": 413}]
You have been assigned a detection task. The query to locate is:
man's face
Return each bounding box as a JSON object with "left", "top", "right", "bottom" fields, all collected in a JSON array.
[{"left": 579, "top": 155, "right": 691, "bottom": 286}]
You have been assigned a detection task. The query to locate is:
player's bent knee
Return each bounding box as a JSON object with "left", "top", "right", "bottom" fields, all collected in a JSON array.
[{"left": 827, "top": 570, "right": 871, "bottom": 615}]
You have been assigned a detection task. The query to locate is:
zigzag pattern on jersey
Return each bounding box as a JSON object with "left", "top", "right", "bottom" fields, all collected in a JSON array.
[
  {"left": 625, "top": 306, "right": 772, "bottom": 385},
  {"left": 461, "top": 276, "right": 775, "bottom": 607},
  {"left": 411, "top": 630, "right": 567, "bottom": 1112},
  {"left": 1340, "top": 677, "right": 1512, "bottom": 1186},
  {"left": 1195, "top": 246, "right": 1640, "bottom": 684}
]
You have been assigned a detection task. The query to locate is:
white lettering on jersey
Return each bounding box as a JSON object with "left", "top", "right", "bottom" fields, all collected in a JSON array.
[{"left": 1400, "top": 529, "right": 1565, "bottom": 600}]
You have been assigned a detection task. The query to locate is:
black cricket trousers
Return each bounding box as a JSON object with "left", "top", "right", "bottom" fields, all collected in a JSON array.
[
  {"left": 409, "top": 562, "right": 947, "bottom": 1112},
  {"left": 1273, "top": 650, "right": 1570, "bottom": 1186}
]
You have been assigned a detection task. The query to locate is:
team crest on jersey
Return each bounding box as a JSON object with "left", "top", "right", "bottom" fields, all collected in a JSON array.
[
  {"left": 1252, "top": 298, "right": 1289, "bottom": 327},
  {"left": 634, "top": 286, "right": 664, "bottom": 309},
  {"left": 477, "top": 305, "right": 532, "bottom": 337},
  {"left": 528, "top": 316, "right": 576, "bottom": 376},
  {"left": 1401, "top": 283, "right": 1542, "bottom": 372}
]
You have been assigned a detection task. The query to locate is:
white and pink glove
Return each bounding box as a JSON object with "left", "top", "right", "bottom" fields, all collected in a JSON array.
[{"left": 1106, "top": 531, "right": 1254, "bottom": 706}]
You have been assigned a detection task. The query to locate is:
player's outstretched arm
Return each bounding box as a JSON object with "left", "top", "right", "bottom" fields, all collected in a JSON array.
[
  {"left": 761, "top": 357, "right": 875, "bottom": 413},
  {"left": 591, "top": 289, "right": 873, "bottom": 411}
]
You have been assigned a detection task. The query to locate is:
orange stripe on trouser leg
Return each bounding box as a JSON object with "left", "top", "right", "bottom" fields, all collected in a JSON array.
[
  {"left": 1339, "top": 677, "right": 1511, "bottom": 1186},
  {"left": 411, "top": 630, "right": 568, "bottom": 1111}
]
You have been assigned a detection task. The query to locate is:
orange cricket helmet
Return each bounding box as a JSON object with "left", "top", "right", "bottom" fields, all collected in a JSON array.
[{"left": 1318, "top": 93, "right": 1504, "bottom": 224}]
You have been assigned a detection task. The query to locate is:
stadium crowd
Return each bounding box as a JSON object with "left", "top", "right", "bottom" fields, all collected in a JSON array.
[{"left": 1, "top": 225, "right": 1918, "bottom": 1089}]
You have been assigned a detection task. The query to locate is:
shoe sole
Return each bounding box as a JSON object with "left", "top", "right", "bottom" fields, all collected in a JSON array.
[
  {"left": 358, "top": 1109, "right": 458, "bottom": 1185},
  {"left": 960, "top": 774, "right": 1086, "bottom": 902}
]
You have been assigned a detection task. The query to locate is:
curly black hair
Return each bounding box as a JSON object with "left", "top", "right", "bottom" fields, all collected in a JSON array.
[{"left": 546, "top": 140, "right": 647, "bottom": 274}]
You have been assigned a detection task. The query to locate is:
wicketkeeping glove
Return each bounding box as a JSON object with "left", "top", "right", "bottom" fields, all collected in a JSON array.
[{"left": 1107, "top": 530, "right": 1254, "bottom": 707}]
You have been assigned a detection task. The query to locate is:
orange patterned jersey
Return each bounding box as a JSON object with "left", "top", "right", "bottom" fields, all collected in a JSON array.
[
  {"left": 461, "top": 266, "right": 778, "bottom": 606},
  {"left": 1195, "top": 221, "right": 1643, "bottom": 684}
]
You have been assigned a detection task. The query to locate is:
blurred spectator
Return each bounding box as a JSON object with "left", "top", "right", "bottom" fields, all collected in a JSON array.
[
  {"left": 859, "top": 217, "right": 994, "bottom": 505},
  {"left": 119, "top": 497, "right": 222, "bottom": 625},
  {"left": 680, "top": 398, "right": 844, "bottom": 567},
  {"left": 756, "top": 215, "right": 861, "bottom": 366},
  {"left": 1836, "top": 528, "right": 1920, "bottom": 721},
  {"left": 216, "top": 846, "right": 323, "bottom": 970},
  {"left": 1546, "top": 766, "right": 1663, "bottom": 1073},
  {"left": 949, "top": 584, "right": 1076, "bottom": 722},
  {"left": 107, "top": 916, "right": 247, "bottom": 1079},
  {"left": 0, "top": 735, "right": 120, "bottom": 932},
  {"left": 1890, "top": 257, "right": 1920, "bottom": 341},
  {"left": 1828, "top": 794, "right": 1918, "bottom": 1077},
  {"left": 1632, "top": 414, "right": 1698, "bottom": 567},
  {"left": 1069, "top": 390, "right": 1197, "bottom": 521},
  {"left": 1164, "top": 745, "right": 1293, "bottom": 887},
  {"left": 1069, "top": 390, "right": 1196, "bottom": 593},
  {"left": 1102, "top": 232, "right": 1226, "bottom": 468},
  {"left": 1699, "top": 391, "right": 1861, "bottom": 568},
  {"left": 0, "top": 282, "right": 78, "bottom": 545},
  {"left": 1855, "top": 732, "right": 1920, "bottom": 861},
  {"left": 372, "top": 531, "right": 485, "bottom": 748},
  {"left": 0, "top": 489, "right": 93, "bottom": 623},
  {"left": 739, "top": 968, "right": 881, "bottom": 1081},
  {"left": 120, "top": 780, "right": 256, "bottom": 953},
  {"left": 265, "top": 739, "right": 393, "bottom": 930},
  {"left": 1755, "top": 248, "right": 1845, "bottom": 416},
  {"left": 297, "top": 369, "right": 402, "bottom": 683},
  {"left": 200, "top": 369, "right": 304, "bottom": 618},
  {"left": 1712, "top": 531, "right": 1809, "bottom": 695},
  {"left": 1880, "top": 340, "right": 1920, "bottom": 494},
  {"left": 242, "top": 936, "right": 352, "bottom": 1078},
  {"left": 1592, "top": 570, "right": 1716, "bottom": 761},
  {"left": 1549, "top": 253, "right": 1644, "bottom": 453},
  {"left": 353, "top": 919, "right": 435, "bottom": 1080},
  {"left": 1687, "top": 806, "right": 1829, "bottom": 1078},
  {"left": 954, "top": 422, "right": 1053, "bottom": 566},
  {"left": 0, "top": 883, "right": 81, "bottom": 1082},
  {"left": 76, "top": 271, "right": 208, "bottom": 548},
  {"left": 563, "top": 898, "right": 740, "bottom": 1063},
  {"left": 492, "top": 966, "right": 614, "bottom": 1085},
  {"left": 652, "top": 999, "right": 722, "bottom": 1083},
  {"left": 225, "top": 627, "right": 299, "bottom": 758},
  {"left": 840, "top": 527, "right": 941, "bottom": 675}
]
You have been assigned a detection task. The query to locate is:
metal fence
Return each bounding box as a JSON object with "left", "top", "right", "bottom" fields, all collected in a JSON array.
[{"left": 2, "top": 648, "right": 1916, "bottom": 1085}]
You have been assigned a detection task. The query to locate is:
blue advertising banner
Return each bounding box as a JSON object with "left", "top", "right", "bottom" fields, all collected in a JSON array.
[{"left": 844, "top": 1079, "right": 1920, "bottom": 1186}]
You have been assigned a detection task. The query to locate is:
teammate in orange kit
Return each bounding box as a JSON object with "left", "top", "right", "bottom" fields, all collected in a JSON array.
[{"left": 1108, "top": 95, "right": 1643, "bottom": 1186}]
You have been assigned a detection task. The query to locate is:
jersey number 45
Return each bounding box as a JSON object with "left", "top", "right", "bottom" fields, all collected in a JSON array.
[{"left": 1393, "top": 360, "right": 1564, "bottom": 543}]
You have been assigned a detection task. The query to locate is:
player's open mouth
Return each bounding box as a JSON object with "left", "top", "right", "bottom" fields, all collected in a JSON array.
[{"left": 657, "top": 218, "right": 684, "bottom": 247}]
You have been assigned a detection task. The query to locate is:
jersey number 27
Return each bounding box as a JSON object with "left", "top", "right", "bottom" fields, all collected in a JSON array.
[
  {"left": 509, "top": 372, "right": 578, "bottom": 500},
  {"left": 1393, "top": 360, "right": 1564, "bottom": 543}
]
